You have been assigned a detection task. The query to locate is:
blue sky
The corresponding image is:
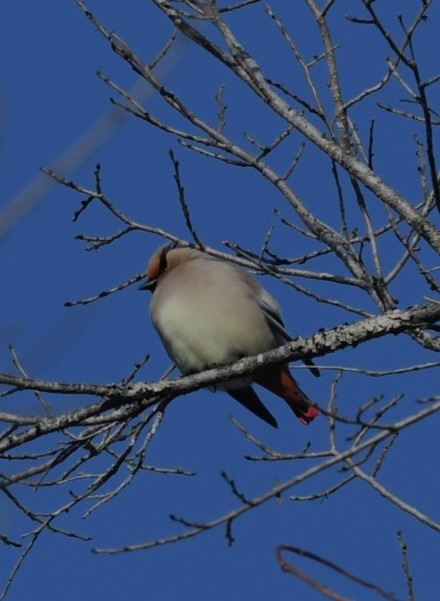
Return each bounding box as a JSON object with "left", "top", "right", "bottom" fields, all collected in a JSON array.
[{"left": 1, "top": 1, "right": 439, "bottom": 600}]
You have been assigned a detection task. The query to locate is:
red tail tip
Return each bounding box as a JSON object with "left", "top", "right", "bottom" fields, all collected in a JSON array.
[{"left": 299, "top": 406, "right": 320, "bottom": 425}]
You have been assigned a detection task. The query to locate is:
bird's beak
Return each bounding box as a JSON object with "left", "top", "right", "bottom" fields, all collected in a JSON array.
[{"left": 138, "top": 277, "right": 157, "bottom": 292}]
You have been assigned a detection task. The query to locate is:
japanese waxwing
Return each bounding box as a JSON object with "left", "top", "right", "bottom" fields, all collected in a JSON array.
[{"left": 139, "top": 243, "right": 319, "bottom": 428}]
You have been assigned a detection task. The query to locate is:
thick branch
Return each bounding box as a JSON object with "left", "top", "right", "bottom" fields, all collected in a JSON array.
[{"left": 0, "top": 301, "right": 437, "bottom": 405}]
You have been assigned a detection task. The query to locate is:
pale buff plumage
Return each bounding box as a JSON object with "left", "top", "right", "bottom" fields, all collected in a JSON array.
[{"left": 140, "top": 244, "right": 319, "bottom": 428}]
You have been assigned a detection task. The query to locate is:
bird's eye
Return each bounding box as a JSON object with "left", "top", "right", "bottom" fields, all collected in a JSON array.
[{"left": 159, "top": 248, "right": 168, "bottom": 274}]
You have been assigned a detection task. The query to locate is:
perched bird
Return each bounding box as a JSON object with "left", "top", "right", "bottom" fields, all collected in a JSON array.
[{"left": 139, "top": 243, "right": 319, "bottom": 428}]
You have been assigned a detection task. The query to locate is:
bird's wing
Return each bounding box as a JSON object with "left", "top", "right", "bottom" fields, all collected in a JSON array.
[
  {"left": 227, "top": 386, "right": 278, "bottom": 428},
  {"left": 229, "top": 262, "right": 320, "bottom": 377},
  {"left": 258, "top": 294, "right": 320, "bottom": 378}
]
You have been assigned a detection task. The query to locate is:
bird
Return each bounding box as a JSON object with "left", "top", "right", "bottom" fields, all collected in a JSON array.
[{"left": 139, "top": 243, "right": 319, "bottom": 428}]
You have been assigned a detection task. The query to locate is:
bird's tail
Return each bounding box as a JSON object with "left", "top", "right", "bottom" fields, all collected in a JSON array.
[{"left": 256, "top": 365, "right": 319, "bottom": 425}]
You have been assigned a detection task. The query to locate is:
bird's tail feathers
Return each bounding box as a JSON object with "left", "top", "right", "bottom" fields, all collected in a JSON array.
[{"left": 256, "top": 365, "right": 319, "bottom": 425}]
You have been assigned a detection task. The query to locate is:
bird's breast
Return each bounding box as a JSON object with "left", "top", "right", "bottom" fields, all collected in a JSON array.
[{"left": 150, "top": 274, "right": 276, "bottom": 374}]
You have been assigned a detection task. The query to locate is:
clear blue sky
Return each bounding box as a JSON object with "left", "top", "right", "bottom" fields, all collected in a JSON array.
[{"left": 1, "top": 2, "right": 439, "bottom": 600}]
